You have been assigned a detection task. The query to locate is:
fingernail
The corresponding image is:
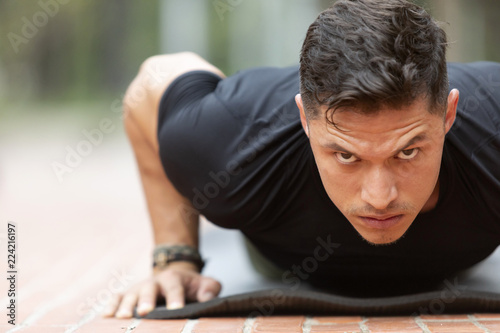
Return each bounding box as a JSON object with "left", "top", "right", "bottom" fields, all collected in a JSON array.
[
  {"left": 167, "top": 301, "right": 183, "bottom": 310},
  {"left": 200, "top": 292, "right": 215, "bottom": 302},
  {"left": 137, "top": 302, "right": 153, "bottom": 314}
]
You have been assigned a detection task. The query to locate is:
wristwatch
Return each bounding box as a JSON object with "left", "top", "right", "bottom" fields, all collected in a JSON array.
[{"left": 153, "top": 244, "right": 205, "bottom": 272}]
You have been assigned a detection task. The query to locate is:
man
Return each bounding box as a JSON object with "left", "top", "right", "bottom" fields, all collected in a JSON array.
[{"left": 104, "top": 0, "right": 500, "bottom": 318}]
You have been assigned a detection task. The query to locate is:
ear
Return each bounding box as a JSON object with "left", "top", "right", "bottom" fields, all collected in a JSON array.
[
  {"left": 296, "top": 94, "right": 310, "bottom": 137},
  {"left": 445, "top": 89, "right": 459, "bottom": 134}
]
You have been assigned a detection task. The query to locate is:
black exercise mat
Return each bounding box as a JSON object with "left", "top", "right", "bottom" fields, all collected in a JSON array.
[
  {"left": 135, "top": 288, "right": 500, "bottom": 319},
  {"left": 135, "top": 228, "right": 500, "bottom": 319}
]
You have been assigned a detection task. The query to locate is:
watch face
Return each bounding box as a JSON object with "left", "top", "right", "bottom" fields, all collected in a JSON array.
[{"left": 155, "top": 252, "right": 168, "bottom": 265}]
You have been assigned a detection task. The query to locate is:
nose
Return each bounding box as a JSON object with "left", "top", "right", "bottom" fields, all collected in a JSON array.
[{"left": 360, "top": 165, "right": 398, "bottom": 210}]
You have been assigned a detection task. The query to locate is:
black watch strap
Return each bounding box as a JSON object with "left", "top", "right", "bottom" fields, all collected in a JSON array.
[{"left": 153, "top": 244, "right": 205, "bottom": 271}]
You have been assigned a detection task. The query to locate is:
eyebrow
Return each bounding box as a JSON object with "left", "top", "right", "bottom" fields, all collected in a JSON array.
[{"left": 324, "top": 134, "right": 429, "bottom": 157}]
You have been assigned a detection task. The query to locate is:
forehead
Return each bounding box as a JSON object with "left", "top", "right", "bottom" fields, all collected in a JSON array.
[{"left": 312, "top": 100, "right": 444, "bottom": 156}]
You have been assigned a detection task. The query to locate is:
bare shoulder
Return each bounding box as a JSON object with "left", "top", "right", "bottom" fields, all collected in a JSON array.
[
  {"left": 137, "top": 52, "right": 225, "bottom": 107},
  {"left": 123, "top": 53, "right": 225, "bottom": 146}
]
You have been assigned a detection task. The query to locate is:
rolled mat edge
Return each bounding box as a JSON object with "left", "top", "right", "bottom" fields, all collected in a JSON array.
[{"left": 135, "top": 288, "right": 500, "bottom": 319}]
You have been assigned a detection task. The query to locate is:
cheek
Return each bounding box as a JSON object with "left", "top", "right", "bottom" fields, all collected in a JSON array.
[{"left": 397, "top": 152, "right": 442, "bottom": 198}]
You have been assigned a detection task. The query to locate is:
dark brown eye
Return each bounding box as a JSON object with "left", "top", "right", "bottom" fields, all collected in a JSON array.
[
  {"left": 341, "top": 153, "right": 352, "bottom": 159},
  {"left": 397, "top": 148, "right": 419, "bottom": 160},
  {"left": 335, "top": 152, "right": 359, "bottom": 163}
]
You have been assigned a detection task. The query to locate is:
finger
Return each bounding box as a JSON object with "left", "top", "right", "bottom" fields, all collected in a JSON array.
[
  {"left": 136, "top": 283, "right": 158, "bottom": 316},
  {"left": 102, "top": 293, "right": 122, "bottom": 317},
  {"left": 115, "top": 293, "right": 139, "bottom": 318},
  {"left": 157, "top": 272, "right": 185, "bottom": 310},
  {"left": 196, "top": 277, "right": 222, "bottom": 302}
]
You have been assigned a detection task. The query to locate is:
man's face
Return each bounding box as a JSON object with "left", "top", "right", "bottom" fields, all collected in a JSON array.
[{"left": 297, "top": 91, "right": 458, "bottom": 245}]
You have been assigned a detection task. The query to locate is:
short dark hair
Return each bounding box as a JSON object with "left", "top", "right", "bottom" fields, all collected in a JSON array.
[{"left": 299, "top": 0, "right": 449, "bottom": 125}]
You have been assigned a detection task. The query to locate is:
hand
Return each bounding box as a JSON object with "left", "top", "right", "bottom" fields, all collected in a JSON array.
[{"left": 102, "top": 262, "right": 222, "bottom": 318}]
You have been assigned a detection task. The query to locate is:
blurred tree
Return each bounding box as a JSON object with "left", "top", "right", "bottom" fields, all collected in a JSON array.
[
  {"left": 484, "top": 1, "right": 500, "bottom": 61},
  {"left": 0, "top": 0, "right": 499, "bottom": 107},
  {"left": 0, "top": 0, "right": 159, "bottom": 102}
]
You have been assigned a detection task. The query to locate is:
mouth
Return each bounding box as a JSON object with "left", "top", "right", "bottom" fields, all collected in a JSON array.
[{"left": 359, "top": 214, "right": 403, "bottom": 230}]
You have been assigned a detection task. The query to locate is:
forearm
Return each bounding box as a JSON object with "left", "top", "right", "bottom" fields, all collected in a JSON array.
[
  {"left": 141, "top": 162, "right": 200, "bottom": 248},
  {"left": 125, "top": 115, "right": 199, "bottom": 248}
]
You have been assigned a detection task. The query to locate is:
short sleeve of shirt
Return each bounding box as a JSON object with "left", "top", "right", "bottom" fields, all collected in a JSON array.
[
  {"left": 157, "top": 71, "right": 223, "bottom": 128},
  {"left": 157, "top": 67, "right": 306, "bottom": 228},
  {"left": 157, "top": 71, "right": 237, "bottom": 207}
]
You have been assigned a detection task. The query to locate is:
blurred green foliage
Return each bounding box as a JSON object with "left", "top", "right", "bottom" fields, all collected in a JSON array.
[
  {"left": 0, "top": 0, "right": 160, "bottom": 102},
  {"left": 0, "top": 0, "right": 499, "bottom": 107}
]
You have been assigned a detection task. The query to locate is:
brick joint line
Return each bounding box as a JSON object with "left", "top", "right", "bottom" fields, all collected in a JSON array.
[
  {"left": 468, "top": 314, "right": 492, "bottom": 333},
  {"left": 414, "top": 316, "right": 432, "bottom": 333},
  {"left": 181, "top": 319, "right": 199, "bottom": 333},
  {"left": 125, "top": 318, "right": 141, "bottom": 333},
  {"left": 63, "top": 309, "right": 97, "bottom": 333},
  {"left": 422, "top": 318, "right": 498, "bottom": 323},
  {"left": 302, "top": 315, "right": 313, "bottom": 333},
  {"left": 242, "top": 317, "right": 256, "bottom": 333},
  {"left": 359, "top": 317, "right": 370, "bottom": 333}
]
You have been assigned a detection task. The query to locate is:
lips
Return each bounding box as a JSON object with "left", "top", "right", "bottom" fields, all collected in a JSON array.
[{"left": 359, "top": 214, "right": 403, "bottom": 229}]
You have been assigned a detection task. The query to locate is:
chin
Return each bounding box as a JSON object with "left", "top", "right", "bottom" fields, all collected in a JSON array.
[
  {"left": 357, "top": 222, "right": 413, "bottom": 245},
  {"left": 361, "top": 232, "right": 404, "bottom": 246}
]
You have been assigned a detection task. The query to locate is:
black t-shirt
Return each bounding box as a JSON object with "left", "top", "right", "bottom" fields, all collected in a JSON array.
[{"left": 158, "top": 62, "right": 500, "bottom": 295}]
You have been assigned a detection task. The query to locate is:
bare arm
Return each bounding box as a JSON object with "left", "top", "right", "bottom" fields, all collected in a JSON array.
[{"left": 104, "top": 52, "right": 225, "bottom": 318}]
